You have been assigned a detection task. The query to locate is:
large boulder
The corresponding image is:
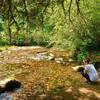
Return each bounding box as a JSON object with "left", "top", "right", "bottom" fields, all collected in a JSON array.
[{"left": 0, "top": 77, "right": 21, "bottom": 92}]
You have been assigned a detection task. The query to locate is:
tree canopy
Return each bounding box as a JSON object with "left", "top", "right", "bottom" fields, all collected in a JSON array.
[{"left": 0, "top": 0, "right": 100, "bottom": 60}]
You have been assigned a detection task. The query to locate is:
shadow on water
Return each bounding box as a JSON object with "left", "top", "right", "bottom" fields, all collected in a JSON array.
[
  {"left": 21, "top": 86, "right": 78, "bottom": 100},
  {"left": 24, "top": 85, "right": 100, "bottom": 100}
]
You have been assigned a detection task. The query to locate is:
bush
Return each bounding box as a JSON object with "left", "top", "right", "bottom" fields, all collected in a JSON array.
[
  {"left": 16, "top": 34, "right": 26, "bottom": 46},
  {"left": 76, "top": 46, "right": 89, "bottom": 63},
  {"left": 30, "top": 31, "right": 50, "bottom": 46},
  {"left": 0, "top": 39, "right": 8, "bottom": 46}
]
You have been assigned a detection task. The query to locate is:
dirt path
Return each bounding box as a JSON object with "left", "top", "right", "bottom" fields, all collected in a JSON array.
[{"left": 0, "top": 46, "right": 100, "bottom": 100}]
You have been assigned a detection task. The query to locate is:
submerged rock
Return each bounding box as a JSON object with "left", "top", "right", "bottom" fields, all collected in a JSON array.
[
  {"left": 0, "top": 92, "right": 13, "bottom": 100},
  {"left": 30, "top": 52, "right": 55, "bottom": 61}
]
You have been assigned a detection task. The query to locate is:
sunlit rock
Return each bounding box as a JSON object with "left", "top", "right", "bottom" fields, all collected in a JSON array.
[{"left": 55, "top": 57, "right": 63, "bottom": 63}]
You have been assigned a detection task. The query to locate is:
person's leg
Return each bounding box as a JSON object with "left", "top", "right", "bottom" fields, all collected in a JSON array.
[
  {"left": 81, "top": 72, "right": 91, "bottom": 82},
  {"left": 80, "top": 70, "right": 91, "bottom": 82}
]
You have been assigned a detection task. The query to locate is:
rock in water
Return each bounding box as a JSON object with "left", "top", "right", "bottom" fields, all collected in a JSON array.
[
  {"left": 0, "top": 77, "right": 22, "bottom": 92},
  {"left": 0, "top": 78, "right": 22, "bottom": 100},
  {"left": 0, "top": 78, "right": 14, "bottom": 87}
]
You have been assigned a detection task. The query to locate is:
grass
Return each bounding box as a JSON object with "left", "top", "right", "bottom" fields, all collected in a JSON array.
[{"left": 0, "top": 45, "right": 10, "bottom": 51}]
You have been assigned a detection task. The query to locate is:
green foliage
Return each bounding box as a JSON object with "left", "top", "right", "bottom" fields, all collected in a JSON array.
[
  {"left": 16, "top": 34, "right": 26, "bottom": 46},
  {"left": 30, "top": 31, "right": 50, "bottom": 46},
  {"left": 0, "top": 15, "right": 4, "bottom": 32},
  {"left": 0, "top": 0, "right": 99, "bottom": 60},
  {"left": 0, "top": 23, "right": 3, "bottom": 32},
  {"left": 0, "top": 45, "right": 9, "bottom": 51},
  {"left": 0, "top": 39, "right": 8, "bottom": 46},
  {"left": 76, "top": 47, "right": 88, "bottom": 62}
]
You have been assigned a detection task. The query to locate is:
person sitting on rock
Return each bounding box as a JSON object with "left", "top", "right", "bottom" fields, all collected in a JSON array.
[
  {"left": 80, "top": 58, "right": 99, "bottom": 83},
  {"left": 0, "top": 79, "right": 22, "bottom": 100}
]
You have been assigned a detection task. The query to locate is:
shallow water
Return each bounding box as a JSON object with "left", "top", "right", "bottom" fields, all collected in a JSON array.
[{"left": 0, "top": 46, "right": 100, "bottom": 100}]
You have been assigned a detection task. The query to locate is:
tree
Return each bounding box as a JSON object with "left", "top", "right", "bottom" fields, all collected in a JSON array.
[{"left": 0, "top": 0, "right": 99, "bottom": 58}]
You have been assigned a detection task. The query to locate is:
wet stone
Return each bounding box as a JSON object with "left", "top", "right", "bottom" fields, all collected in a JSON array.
[{"left": 29, "top": 53, "right": 55, "bottom": 61}]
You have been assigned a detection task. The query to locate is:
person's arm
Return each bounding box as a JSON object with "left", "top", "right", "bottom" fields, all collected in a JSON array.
[
  {"left": 84, "top": 65, "right": 89, "bottom": 74},
  {"left": 84, "top": 69, "right": 88, "bottom": 74}
]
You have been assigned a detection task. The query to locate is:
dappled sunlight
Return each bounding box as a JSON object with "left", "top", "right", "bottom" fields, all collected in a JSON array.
[
  {"left": 79, "top": 87, "right": 100, "bottom": 99},
  {"left": 44, "top": 88, "right": 77, "bottom": 100},
  {"left": 0, "top": 47, "right": 100, "bottom": 100}
]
